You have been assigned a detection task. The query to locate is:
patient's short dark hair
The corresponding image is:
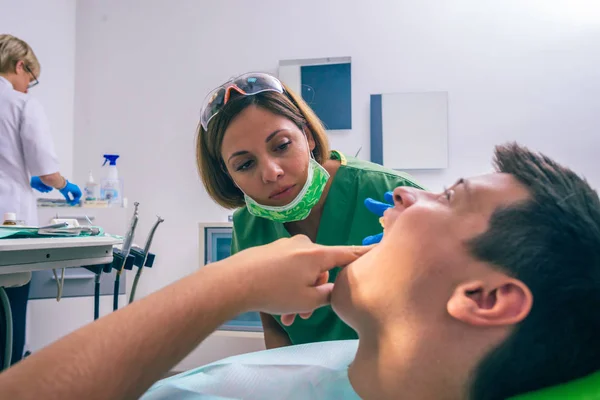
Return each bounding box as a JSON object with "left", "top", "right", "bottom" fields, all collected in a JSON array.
[{"left": 468, "top": 143, "right": 600, "bottom": 399}]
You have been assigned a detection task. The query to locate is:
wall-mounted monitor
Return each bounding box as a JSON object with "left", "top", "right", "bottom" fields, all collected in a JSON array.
[{"left": 199, "top": 223, "right": 263, "bottom": 332}]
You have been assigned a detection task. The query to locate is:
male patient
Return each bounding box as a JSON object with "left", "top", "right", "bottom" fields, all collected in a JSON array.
[
  {"left": 332, "top": 142, "right": 600, "bottom": 399},
  {"left": 146, "top": 142, "right": 600, "bottom": 399},
  {"left": 1, "top": 143, "right": 599, "bottom": 400}
]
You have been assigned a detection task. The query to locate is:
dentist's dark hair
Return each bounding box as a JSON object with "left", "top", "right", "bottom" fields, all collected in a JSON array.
[{"left": 468, "top": 142, "right": 600, "bottom": 399}]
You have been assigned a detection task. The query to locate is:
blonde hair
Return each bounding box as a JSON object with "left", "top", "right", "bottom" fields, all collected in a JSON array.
[
  {"left": 196, "top": 81, "right": 331, "bottom": 209},
  {"left": 0, "top": 34, "right": 40, "bottom": 76}
]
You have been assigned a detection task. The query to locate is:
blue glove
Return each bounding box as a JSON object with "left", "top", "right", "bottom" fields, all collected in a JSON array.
[
  {"left": 362, "top": 191, "right": 394, "bottom": 245},
  {"left": 59, "top": 181, "right": 82, "bottom": 206},
  {"left": 30, "top": 176, "right": 53, "bottom": 193}
]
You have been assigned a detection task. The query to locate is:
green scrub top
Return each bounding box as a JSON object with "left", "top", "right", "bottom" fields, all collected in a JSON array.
[{"left": 230, "top": 150, "right": 425, "bottom": 345}]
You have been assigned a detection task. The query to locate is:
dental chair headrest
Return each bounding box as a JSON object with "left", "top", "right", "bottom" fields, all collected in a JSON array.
[{"left": 510, "top": 369, "right": 600, "bottom": 399}]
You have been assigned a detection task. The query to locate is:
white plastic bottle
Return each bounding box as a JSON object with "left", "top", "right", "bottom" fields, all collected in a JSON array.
[
  {"left": 84, "top": 171, "right": 100, "bottom": 201},
  {"left": 100, "top": 154, "right": 121, "bottom": 206}
]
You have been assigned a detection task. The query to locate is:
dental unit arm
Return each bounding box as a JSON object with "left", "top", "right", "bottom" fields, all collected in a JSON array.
[
  {"left": 83, "top": 202, "right": 162, "bottom": 319},
  {"left": 113, "top": 202, "right": 139, "bottom": 311},
  {"left": 121, "top": 202, "right": 140, "bottom": 262},
  {"left": 129, "top": 215, "right": 164, "bottom": 304}
]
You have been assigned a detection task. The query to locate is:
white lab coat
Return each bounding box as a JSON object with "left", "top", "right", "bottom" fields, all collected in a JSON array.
[{"left": 0, "top": 76, "right": 60, "bottom": 226}]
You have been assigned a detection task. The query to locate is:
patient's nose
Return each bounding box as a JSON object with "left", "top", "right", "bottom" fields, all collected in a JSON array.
[{"left": 393, "top": 187, "right": 418, "bottom": 209}]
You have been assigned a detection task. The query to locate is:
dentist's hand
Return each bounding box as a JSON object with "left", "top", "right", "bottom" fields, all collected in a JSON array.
[
  {"left": 225, "top": 235, "right": 373, "bottom": 317},
  {"left": 59, "top": 181, "right": 82, "bottom": 206},
  {"left": 30, "top": 176, "right": 53, "bottom": 193},
  {"left": 362, "top": 191, "right": 394, "bottom": 245}
]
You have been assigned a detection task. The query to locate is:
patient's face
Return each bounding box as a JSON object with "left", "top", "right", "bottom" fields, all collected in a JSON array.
[{"left": 332, "top": 172, "right": 530, "bottom": 331}]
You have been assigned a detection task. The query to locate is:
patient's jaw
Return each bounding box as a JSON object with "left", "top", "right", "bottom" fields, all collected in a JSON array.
[{"left": 332, "top": 173, "right": 532, "bottom": 399}]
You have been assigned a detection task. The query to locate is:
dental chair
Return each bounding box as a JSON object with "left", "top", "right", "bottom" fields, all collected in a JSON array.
[
  {"left": 511, "top": 369, "right": 600, "bottom": 399},
  {"left": 141, "top": 340, "right": 360, "bottom": 400},
  {"left": 140, "top": 338, "right": 600, "bottom": 399}
]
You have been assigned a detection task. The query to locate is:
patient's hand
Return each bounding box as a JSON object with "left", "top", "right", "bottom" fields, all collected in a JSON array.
[
  {"left": 228, "top": 235, "right": 372, "bottom": 318},
  {"left": 281, "top": 267, "right": 329, "bottom": 326}
]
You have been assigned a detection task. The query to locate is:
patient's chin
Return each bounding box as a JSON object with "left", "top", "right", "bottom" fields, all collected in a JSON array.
[
  {"left": 331, "top": 268, "right": 352, "bottom": 322},
  {"left": 332, "top": 267, "right": 366, "bottom": 332}
]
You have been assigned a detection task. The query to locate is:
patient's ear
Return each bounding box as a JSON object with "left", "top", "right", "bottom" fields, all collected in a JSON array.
[{"left": 447, "top": 278, "right": 532, "bottom": 327}]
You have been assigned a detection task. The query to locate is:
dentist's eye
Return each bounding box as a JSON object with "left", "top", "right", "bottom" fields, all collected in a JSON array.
[
  {"left": 236, "top": 160, "right": 253, "bottom": 171},
  {"left": 276, "top": 141, "right": 291, "bottom": 151}
]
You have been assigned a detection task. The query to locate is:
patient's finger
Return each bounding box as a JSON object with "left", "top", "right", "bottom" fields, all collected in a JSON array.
[
  {"left": 281, "top": 314, "right": 296, "bottom": 326},
  {"left": 319, "top": 245, "right": 374, "bottom": 271},
  {"left": 315, "top": 271, "right": 329, "bottom": 286},
  {"left": 311, "top": 283, "right": 335, "bottom": 309}
]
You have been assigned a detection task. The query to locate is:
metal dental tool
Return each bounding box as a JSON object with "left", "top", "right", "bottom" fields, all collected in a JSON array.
[
  {"left": 38, "top": 222, "right": 69, "bottom": 230},
  {"left": 128, "top": 215, "right": 164, "bottom": 304},
  {"left": 113, "top": 202, "right": 139, "bottom": 311},
  {"left": 121, "top": 202, "right": 140, "bottom": 258}
]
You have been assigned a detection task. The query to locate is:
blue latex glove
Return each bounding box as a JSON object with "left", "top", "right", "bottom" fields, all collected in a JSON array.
[
  {"left": 362, "top": 191, "right": 394, "bottom": 245},
  {"left": 59, "top": 181, "right": 82, "bottom": 206},
  {"left": 30, "top": 176, "right": 53, "bottom": 193}
]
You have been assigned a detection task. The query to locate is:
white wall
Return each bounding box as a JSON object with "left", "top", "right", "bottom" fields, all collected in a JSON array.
[
  {"left": 72, "top": 0, "right": 600, "bottom": 366},
  {"left": 0, "top": 0, "right": 76, "bottom": 179}
]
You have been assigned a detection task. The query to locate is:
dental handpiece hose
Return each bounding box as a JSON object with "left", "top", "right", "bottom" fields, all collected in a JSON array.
[
  {"left": 94, "top": 273, "right": 101, "bottom": 320},
  {"left": 114, "top": 202, "right": 139, "bottom": 311},
  {"left": 129, "top": 215, "right": 164, "bottom": 304}
]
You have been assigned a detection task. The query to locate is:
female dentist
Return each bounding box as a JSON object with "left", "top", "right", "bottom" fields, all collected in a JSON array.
[
  {"left": 0, "top": 34, "right": 81, "bottom": 366},
  {"left": 196, "top": 72, "right": 425, "bottom": 349}
]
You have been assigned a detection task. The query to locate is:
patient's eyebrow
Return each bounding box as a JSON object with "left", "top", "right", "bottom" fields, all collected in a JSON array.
[
  {"left": 453, "top": 178, "right": 472, "bottom": 204},
  {"left": 462, "top": 178, "right": 472, "bottom": 197}
]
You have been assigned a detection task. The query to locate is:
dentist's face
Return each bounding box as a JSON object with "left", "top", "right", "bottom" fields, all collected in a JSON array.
[
  {"left": 332, "top": 173, "right": 530, "bottom": 331},
  {"left": 220, "top": 105, "right": 315, "bottom": 206}
]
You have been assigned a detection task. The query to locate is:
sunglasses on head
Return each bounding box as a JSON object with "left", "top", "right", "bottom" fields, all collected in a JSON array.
[{"left": 199, "top": 72, "right": 284, "bottom": 131}]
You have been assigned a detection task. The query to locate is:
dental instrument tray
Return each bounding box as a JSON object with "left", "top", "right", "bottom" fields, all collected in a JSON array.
[
  {"left": 37, "top": 226, "right": 102, "bottom": 236},
  {"left": 0, "top": 223, "right": 103, "bottom": 239}
]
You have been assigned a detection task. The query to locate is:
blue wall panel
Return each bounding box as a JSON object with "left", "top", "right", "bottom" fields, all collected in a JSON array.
[
  {"left": 370, "top": 94, "right": 383, "bottom": 165},
  {"left": 300, "top": 63, "right": 352, "bottom": 130}
]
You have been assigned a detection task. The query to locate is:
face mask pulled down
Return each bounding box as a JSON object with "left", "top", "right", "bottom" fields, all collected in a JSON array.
[{"left": 243, "top": 157, "right": 330, "bottom": 223}]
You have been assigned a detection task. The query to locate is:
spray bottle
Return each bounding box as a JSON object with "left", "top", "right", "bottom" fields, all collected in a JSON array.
[{"left": 101, "top": 154, "right": 122, "bottom": 206}]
